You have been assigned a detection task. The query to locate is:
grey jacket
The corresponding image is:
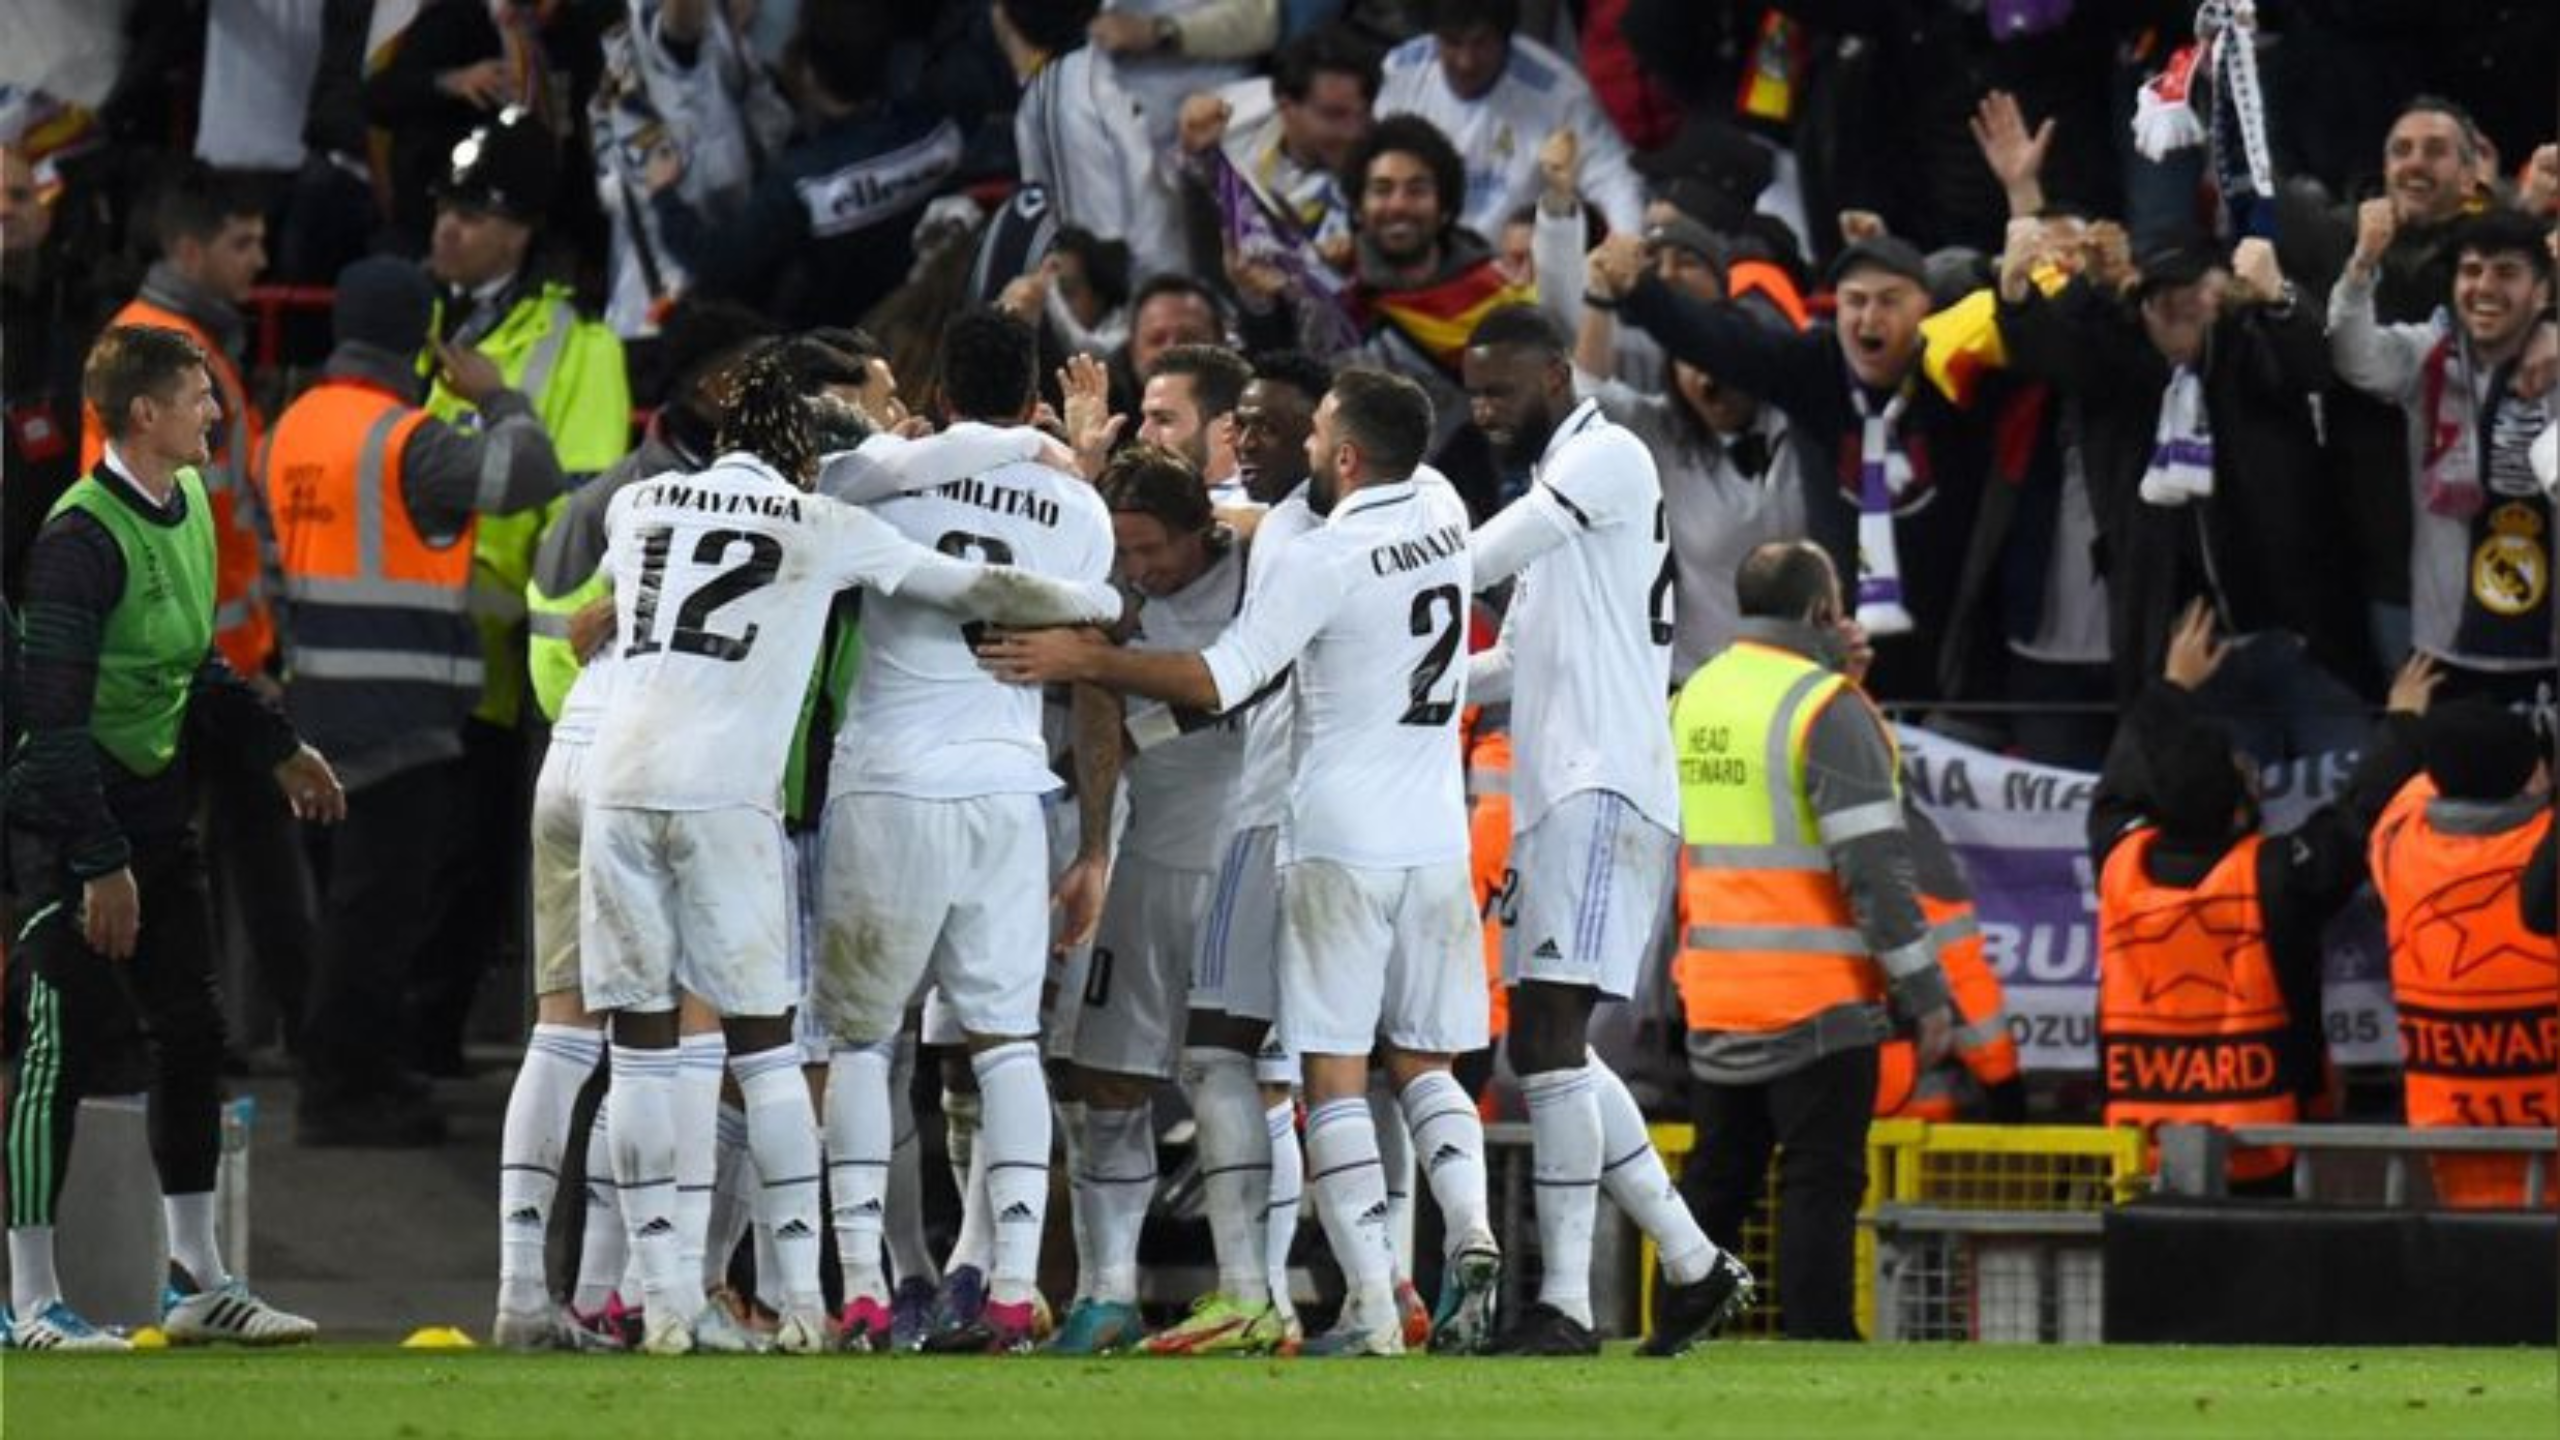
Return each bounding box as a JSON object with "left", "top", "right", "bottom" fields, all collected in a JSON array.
[{"left": 1687, "top": 618, "right": 1948, "bottom": 1085}]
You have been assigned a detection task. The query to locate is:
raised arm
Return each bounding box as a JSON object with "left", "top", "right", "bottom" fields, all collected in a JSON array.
[{"left": 2326, "top": 199, "right": 2435, "bottom": 402}]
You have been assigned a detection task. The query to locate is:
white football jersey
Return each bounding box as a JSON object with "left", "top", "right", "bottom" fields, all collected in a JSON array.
[
  {"left": 1495, "top": 399, "right": 1680, "bottom": 834},
  {"left": 1120, "top": 544, "right": 1248, "bottom": 868},
  {"left": 548, "top": 647, "right": 620, "bottom": 748},
  {"left": 1228, "top": 483, "right": 1318, "bottom": 834},
  {"left": 832, "top": 458, "right": 1115, "bottom": 800},
  {"left": 1203, "top": 475, "right": 1474, "bottom": 869},
  {"left": 586, "top": 453, "right": 930, "bottom": 811}
]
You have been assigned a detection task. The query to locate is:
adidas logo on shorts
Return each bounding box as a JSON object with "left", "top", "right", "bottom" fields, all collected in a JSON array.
[{"left": 1533, "top": 938, "right": 1563, "bottom": 960}]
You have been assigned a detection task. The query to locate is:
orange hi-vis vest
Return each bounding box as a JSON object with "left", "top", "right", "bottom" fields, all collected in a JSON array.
[
  {"left": 1466, "top": 719, "right": 1515, "bottom": 1040},
  {"left": 261, "top": 378, "right": 482, "bottom": 762},
  {"left": 1875, "top": 893, "right": 2020, "bottom": 1119},
  {"left": 2370, "top": 779, "right": 2560, "bottom": 1208},
  {"left": 80, "top": 296, "right": 275, "bottom": 675},
  {"left": 2097, "top": 830, "right": 2298, "bottom": 1184},
  {"left": 1672, "top": 639, "right": 1891, "bottom": 1036}
]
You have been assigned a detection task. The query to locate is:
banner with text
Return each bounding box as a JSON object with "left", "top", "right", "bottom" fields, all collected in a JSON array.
[{"left": 1896, "top": 726, "right": 2397, "bottom": 1072}]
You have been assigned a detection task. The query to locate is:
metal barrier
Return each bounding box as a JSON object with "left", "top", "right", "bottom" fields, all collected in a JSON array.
[{"left": 2160, "top": 1122, "right": 2559, "bottom": 1206}]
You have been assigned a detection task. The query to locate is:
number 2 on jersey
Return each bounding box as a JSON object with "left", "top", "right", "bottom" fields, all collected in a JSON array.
[
  {"left": 1402, "top": 583, "right": 1463, "bottom": 726},
  {"left": 937, "top": 530, "right": 1016, "bottom": 647},
  {"left": 1648, "top": 501, "right": 1675, "bottom": 647},
  {"left": 625, "top": 526, "right": 783, "bottom": 662}
]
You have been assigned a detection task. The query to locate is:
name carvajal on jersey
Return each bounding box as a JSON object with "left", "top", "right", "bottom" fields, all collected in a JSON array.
[{"left": 1369, "top": 521, "right": 1467, "bottom": 577}]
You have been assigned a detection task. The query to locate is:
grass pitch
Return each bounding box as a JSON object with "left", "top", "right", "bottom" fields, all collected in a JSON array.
[{"left": 4, "top": 1343, "right": 2552, "bottom": 1440}]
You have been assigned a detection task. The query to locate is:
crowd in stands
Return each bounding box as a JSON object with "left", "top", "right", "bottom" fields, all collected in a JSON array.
[{"left": 1, "top": 0, "right": 2555, "bottom": 1110}]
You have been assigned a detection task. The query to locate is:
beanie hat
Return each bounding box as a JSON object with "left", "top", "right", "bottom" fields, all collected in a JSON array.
[
  {"left": 2422, "top": 698, "right": 2541, "bottom": 802},
  {"left": 333, "top": 255, "right": 436, "bottom": 354},
  {"left": 2143, "top": 715, "right": 2246, "bottom": 840}
]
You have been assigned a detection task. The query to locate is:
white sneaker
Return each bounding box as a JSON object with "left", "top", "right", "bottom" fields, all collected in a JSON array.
[
  {"left": 17, "top": 1300, "right": 133, "bottom": 1352},
  {"left": 491, "top": 1301, "right": 565, "bottom": 1350},
  {"left": 163, "top": 1282, "right": 317, "bottom": 1347},
  {"left": 771, "top": 1306, "right": 831, "bottom": 1355},
  {"left": 690, "top": 1302, "right": 766, "bottom": 1354},
  {"left": 640, "top": 1305, "right": 694, "bottom": 1356}
]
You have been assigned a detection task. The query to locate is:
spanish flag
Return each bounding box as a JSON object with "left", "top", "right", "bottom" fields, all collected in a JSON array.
[{"left": 1355, "top": 263, "right": 1535, "bottom": 376}]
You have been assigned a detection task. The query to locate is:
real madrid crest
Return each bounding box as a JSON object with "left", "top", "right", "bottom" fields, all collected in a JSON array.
[{"left": 2470, "top": 502, "right": 2548, "bottom": 617}]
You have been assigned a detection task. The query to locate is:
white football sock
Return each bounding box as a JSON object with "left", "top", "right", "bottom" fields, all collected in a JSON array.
[
  {"left": 674, "top": 1032, "right": 727, "bottom": 1297},
  {"left": 9, "top": 1226, "right": 60, "bottom": 1315},
  {"left": 1180, "top": 1047, "right": 1270, "bottom": 1305},
  {"left": 571, "top": 1111, "right": 624, "bottom": 1313},
  {"left": 1591, "top": 1054, "right": 1719, "bottom": 1284},
  {"left": 1369, "top": 1086, "right": 1416, "bottom": 1276},
  {"left": 704, "top": 1104, "right": 753, "bottom": 1294},
  {"left": 1521, "top": 1064, "right": 1601, "bottom": 1325},
  {"left": 164, "top": 1190, "right": 229, "bottom": 1293},
  {"left": 608, "top": 1045, "right": 693, "bottom": 1321},
  {"left": 1075, "top": 1102, "right": 1154, "bottom": 1306},
  {"left": 498, "top": 1024, "right": 603, "bottom": 1308},
  {"left": 825, "top": 1041, "right": 895, "bottom": 1307},
  {"left": 970, "top": 1041, "right": 1053, "bottom": 1307},
  {"left": 1055, "top": 1096, "right": 1092, "bottom": 1298},
  {"left": 884, "top": 1034, "right": 936, "bottom": 1287},
  {"left": 1400, "top": 1071, "right": 1494, "bottom": 1257},
  {"left": 944, "top": 1087, "right": 991, "bottom": 1275},
  {"left": 1304, "top": 1097, "right": 1395, "bottom": 1326},
  {"left": 1263, "top": 1097, "right": 1302, "bottom": 1318},
  {"left": 733, "top": 1043, "right": 825, "bottom": 1312}
]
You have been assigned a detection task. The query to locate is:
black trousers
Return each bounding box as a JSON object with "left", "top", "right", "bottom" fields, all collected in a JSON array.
[
  {"left": 198, "top": 736, "right": 318, "bottom": 1048},
  {"left": 4, "top": 833, "right": 228, "bottom": 1227},
  {"left": 408, "top": 719, "right": 529, "bottom": 1069},
  {"left": 1680, "top": 1044, "right": 1879, "bottom": 1340},
  {"left": 300, "top": 759, "right": 461, "bottom": 1103}
]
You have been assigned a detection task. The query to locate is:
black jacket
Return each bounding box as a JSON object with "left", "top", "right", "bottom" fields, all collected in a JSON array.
[
  {"left": 2089, "top": 682, "right": 2423, "bottom": 1111},
  {"left": 1998, "top": 278, "right": 2374, "bottom": 702},
  {"left": 1620, "top": 273, "right": 2002, "bottom": 703}
]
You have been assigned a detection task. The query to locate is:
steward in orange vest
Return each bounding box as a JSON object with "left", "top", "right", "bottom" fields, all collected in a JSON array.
[
  {"left": 2089, "top": 603, "right": 2432, "bottom": 1190},
  {"left": 1875, "top": 806, "right": 2024, "bottom": 1122},
  {"left": 266, "top": 257, "right": 567, "bottom": 1139},
  {"left": 79, "top": 165, "right": 277, "bottom": 679},
  {"left": 2369, "top": 700, "right": 2559, "bottom": 1208}
]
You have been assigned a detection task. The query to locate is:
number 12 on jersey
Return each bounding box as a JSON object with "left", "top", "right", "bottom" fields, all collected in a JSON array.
[{"left": 625, "top": 525, "right": 784, "bottom": 662}]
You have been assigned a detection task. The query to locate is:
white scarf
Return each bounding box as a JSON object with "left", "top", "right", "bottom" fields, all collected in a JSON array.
[
  {"left": 1851, "top": 384, "right": 1916, "bottom": 636},
  {"left": 2140, "top": 366, "right": 2215, "bottom": 507}
]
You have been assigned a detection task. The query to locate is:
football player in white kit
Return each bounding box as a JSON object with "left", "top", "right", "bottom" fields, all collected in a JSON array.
[
  {"left": 1043, "top": 446, "right": 1279, "bottom": 1356},
  {"left": 493, "top": 326, "right": 1063, "bottom": 1351},
  {"left": 813, "top": 310, "right": 1120, "bottom": 1356},
  {"left": 579, "top": 341, "right": 1123, "bottom": 1356},
  {"left": 1458, "top": 304, "right": 1754, "bottom": 1355},
  {"left": 983, "top": 367, "right": 1499, "bottom": 1357}
]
